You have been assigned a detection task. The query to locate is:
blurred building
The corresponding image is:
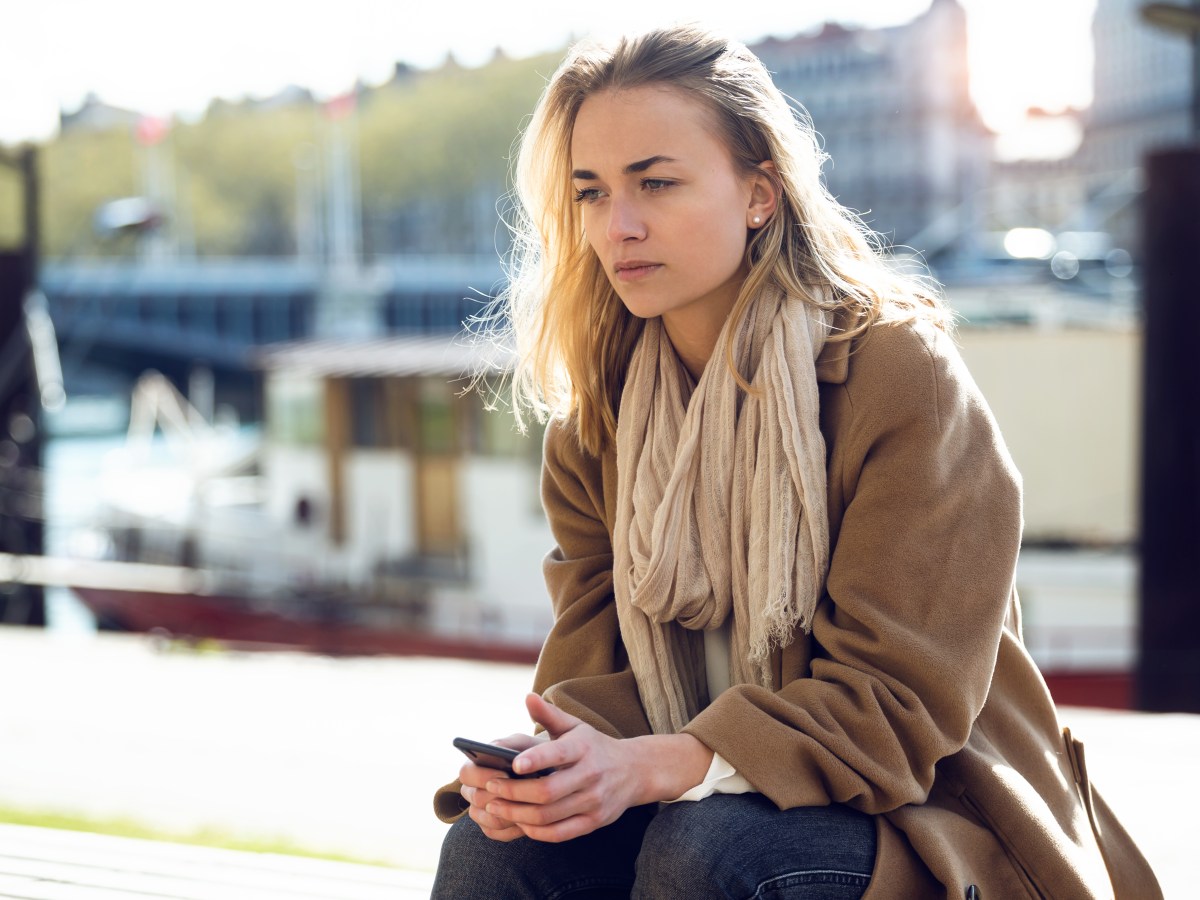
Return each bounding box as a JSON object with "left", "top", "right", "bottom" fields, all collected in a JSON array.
[
  {"left": 753, "top": 0, "right": 991, "bottom": 261},
  {"left": 59, "top": 93, "right": 142, "bottom": 135},
  {"left": 981, "top": 0, "right": 1192, "bottom": 262},
  {"left": 1075, "top": 0, "right": 1193, "bottom": 253},
  {"left": 986, "top": 152, "right": 1089, "bottom": 234},
  {"left": 984, "top": 107, "right": 1089, "bottom": 234}
]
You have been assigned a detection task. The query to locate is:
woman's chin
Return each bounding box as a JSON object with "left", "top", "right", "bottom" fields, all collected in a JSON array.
[{"left": 613, "top": 294, "right": 663, "bottom": 321}]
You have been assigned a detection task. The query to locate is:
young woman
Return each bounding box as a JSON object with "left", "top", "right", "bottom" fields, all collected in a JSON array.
[{"left": 432, "top": 25, "right": 1160, "bottom": 900}]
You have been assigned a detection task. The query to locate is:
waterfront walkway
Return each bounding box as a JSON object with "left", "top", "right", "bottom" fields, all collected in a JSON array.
[{"left": 0, "top": 626, "right": 1194, "bottom": 898}]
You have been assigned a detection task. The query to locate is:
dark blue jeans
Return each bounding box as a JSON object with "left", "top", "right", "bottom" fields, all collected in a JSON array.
[{"left": 431, "top": 794, "right": 877, "bottom": 899}]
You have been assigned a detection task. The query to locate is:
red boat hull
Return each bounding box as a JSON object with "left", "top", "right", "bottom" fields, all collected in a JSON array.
[
  {"left": 72, "top": 586, "right": 542, "bottom": 664},
  {"left": 1039, "top": 670, "right": 1133, "bottom": 710},
  {"left": 72, "top": 588, "right": 1132, "bottom": 707}
]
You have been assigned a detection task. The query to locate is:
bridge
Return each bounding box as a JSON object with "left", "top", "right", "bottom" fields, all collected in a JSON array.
[{"left": 39, "top": 255, "right": 505, "bottom": 375}]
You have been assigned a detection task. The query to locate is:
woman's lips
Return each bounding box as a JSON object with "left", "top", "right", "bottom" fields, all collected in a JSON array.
[{"left": 614, "top": 262, "right": 663, "bottom": 282}]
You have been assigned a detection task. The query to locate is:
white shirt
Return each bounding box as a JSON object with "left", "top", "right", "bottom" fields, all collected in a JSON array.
[{"left": 663, "top": 620, "right": 754, "bottom": 802}]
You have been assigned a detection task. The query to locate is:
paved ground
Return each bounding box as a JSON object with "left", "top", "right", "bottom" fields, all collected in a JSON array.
[{"left": 0, "top": 626, "right": 1194, "bottom": 898}]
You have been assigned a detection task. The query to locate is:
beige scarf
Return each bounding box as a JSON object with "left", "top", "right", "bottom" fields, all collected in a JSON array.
[{"left": 612, "top": 284, "right": 832, "bottom": 734}]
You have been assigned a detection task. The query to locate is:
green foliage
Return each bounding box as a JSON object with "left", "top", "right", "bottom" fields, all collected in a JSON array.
[
  {"left": 357, "top": 54, "right": 552, "bottom": 203},
  {"left": 0, "top": 163, "right": 22, "bottom": 249},
  {"left": 0, "top": 804, "right": 401, "bottom": 868},
  {"left": 42, "top": 127, "right": 138, "bottom": 256},
  {"left": 34, "top": 51, "right": 561, "bottom": 260},
  {"left": 174, "top": 105, "right": 323, "bottom": 255}
]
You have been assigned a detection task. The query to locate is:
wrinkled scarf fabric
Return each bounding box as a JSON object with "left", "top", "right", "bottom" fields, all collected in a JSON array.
[{"left": 612, "top": 284, "right": 832, "bottom": 734}]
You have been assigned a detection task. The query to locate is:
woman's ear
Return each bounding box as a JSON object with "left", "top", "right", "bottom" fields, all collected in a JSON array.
[{"left": 748, "top": 161, "right": 780, "bottom": 229}]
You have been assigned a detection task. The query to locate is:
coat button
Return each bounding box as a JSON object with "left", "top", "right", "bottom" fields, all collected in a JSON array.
[{"left": 966, "top": 887, "right": 981, "bottom": 900}]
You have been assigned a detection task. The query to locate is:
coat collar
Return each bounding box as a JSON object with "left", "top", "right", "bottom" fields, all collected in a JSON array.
[
  {"left": 815, "top": 337, "right": 850, "bottom": 385},
  {"left": 815, "top": 309, "right": 853, "bottom": 385}
]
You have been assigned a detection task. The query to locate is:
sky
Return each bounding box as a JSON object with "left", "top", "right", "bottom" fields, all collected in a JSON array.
[{"left": 0, "top": 0, "right": 1097, "bottom": 147}]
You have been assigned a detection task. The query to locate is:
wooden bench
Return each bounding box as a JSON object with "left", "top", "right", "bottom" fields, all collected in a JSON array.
[{"left": 0, "top": 824, "right": 434, "bottom": 899}]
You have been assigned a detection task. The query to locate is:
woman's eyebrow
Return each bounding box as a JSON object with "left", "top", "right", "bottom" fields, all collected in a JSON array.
[
  {"left": 570, "top": 155, "right": 680, "bottom": 181},
  {"left": 624, "top": 154, "right": 677, "bottom": 174}
]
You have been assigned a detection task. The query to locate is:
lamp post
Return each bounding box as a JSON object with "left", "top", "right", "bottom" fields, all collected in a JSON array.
[{"left": 1136, "top": 3, "right": 1200, "bottom": 712}]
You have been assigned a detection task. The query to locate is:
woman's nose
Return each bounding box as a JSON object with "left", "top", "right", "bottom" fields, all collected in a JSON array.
[{"left": 606, "top": 197, "right": 646, "bottom": 243}]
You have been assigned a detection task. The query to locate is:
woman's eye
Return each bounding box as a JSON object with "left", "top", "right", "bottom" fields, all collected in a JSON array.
[
  {"left": 641, "top": 178, "right": 673, "bottom": 192},
  {"left": 573, "top": 187, "right": 603, "bottom": 204}
]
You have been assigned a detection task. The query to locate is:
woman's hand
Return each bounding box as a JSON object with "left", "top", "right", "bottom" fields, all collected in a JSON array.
[
  {"left": 481, "top": 693, "right": 714, "bottom": 843},
  {"left": 458, "top": 732, "right": 544, "bottom": 842}
]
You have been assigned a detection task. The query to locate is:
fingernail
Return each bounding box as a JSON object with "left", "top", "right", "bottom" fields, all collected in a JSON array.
[
  {"left": 513, "top": 758, "right": 528, "bottom": 774},
  {"left": 461, "top": 786, "right": 474, "bottom": 801},
  {"left": 485, "top": 781, "right": 498, "bottom": 793}
]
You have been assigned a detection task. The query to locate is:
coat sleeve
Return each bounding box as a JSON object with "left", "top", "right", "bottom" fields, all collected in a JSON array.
[
  {"left": 682, "top": 320, "right": 1024, "bottom": 815},
  {"left": 532, "top": 417, "right": 652, "bottom": 739}
]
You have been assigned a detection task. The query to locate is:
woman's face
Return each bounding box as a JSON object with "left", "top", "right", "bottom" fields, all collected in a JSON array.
[{"left": 570, "top": 86, "right": 768, "bottom": 337}]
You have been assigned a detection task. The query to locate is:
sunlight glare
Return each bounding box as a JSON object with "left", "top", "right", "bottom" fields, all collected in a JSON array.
[
  {"left": 963, "top": 0, "right": 1097, "bottom": 133},
  {"left": 1004, "top": 228, "right": 1057, "bottom": 260}
]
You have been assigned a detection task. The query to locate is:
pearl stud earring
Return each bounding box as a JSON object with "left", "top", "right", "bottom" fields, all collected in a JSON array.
[{"left": 752, "top": 216, "right": 762, "bottom": 225}]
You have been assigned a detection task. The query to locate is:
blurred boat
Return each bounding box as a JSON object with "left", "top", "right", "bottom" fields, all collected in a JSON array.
[
  {"left": 64, "top": 335, "right": 553, "bottom": 661},
  {"left": 51, "top": 332, "right": 1141, "bottom": 706}
]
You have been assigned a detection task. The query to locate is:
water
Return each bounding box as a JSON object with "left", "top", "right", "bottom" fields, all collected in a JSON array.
[
  {"left": 42, "top": 405, "right": 130, "bottom": 633},
  {"left": 40, "top": 390, "right": 260, "bottom": 634}
]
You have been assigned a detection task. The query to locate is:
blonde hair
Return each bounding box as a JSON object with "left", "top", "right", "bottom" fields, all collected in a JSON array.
[{"left": 485, "top": 24, "right": 948, "bottom": 455}]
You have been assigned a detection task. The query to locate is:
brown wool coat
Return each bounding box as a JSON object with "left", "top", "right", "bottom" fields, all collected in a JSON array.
[{"left": 435, "top": 317, "right": 1161, "bottom": 899}]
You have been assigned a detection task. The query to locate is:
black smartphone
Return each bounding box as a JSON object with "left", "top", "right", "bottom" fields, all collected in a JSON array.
[{"left": 452, "top": 737, "right": 553, "bottom": 779}]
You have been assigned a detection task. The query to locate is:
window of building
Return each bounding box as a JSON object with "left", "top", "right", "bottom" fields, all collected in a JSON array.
[
  {"left": 267, "top": 374, "right": 324, "bottom": 445},
  {"left": 419, "top": 377, "right": 455, "bottom": 455},
  {"left": 351, "top": 378, "right": 388, "bottom": 448}
]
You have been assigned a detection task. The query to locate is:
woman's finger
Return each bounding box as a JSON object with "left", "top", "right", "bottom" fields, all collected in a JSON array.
[
  {"left": 504, "top": 715, "right": 592, "bottom": 778},
  {"left": 519, "top": 813, "right": 602, "bottom": 844},
  {"left": 482, "top": 755, "right": 593, "bottom": 805},
  {"left": 465, "top": 785, "right": 522, "bottom": 837},
  {"left": 524, "top": 692, "right": 581, "bottom": 742},
  {"left": 463, "top": 785, "right": 509, "bottom": 821},
  {"left": 459, "top": 761, "right": 512, "bottom": 789},
  {"left": 468, "top": 803, "right": 509, "bottom": 830},
  {"left": 517, "top": 732, "right": 591, "bottom": 773},
  {"left": 485, "top": 782, "right": 602, "bottom": 831},
  {"left": 493, "top": 732, "right": 543, "bottom": 752},
  {"left": 469, "top": 802, "right": 524, "bottom": 841},
  {"left": 480, "top": 822, "right": 525, "bottom": 842}
]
